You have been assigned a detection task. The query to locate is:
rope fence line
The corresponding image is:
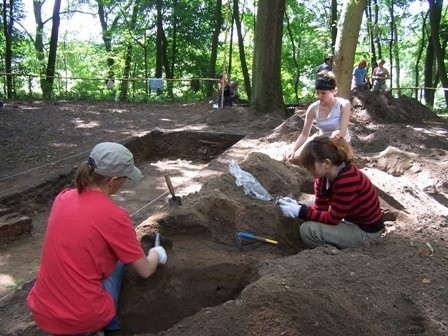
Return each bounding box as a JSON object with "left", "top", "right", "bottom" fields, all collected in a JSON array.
[
  {"left": 0, "top": 72, "right": 219, "bottom": 83},
  {"left": 2, "top": 72, "right": 448, "bottom": 94},
  {"left": 0, "top": 135, "right": 136, "bottom": 183},
  {"left": 389, "top": 86, "right": 448, "bottom": 91}
]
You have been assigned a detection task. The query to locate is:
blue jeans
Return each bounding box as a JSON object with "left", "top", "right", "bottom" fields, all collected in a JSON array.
[{"left": 102, "top": 262, "right": 125, "bottom": 331}]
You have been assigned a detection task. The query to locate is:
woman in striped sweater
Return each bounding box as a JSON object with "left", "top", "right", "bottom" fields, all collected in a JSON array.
[{"left": 278, "top": 136, "right": 384, "bottom": 249}]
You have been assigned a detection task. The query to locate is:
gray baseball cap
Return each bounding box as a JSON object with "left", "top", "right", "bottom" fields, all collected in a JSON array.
[{"left": 89, "top": 142, "right": 142, "bottom": 180}]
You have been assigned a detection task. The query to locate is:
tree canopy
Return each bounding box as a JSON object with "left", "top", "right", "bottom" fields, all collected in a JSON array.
[{"left": 1, "top": 0, "right": 447, "bottom": 111}]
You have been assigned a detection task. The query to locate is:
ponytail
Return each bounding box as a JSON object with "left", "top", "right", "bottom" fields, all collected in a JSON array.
[
  {"left": 74, "top": 162, "right": 93, "bottom": 193},
  {"left": 74, "top": 161, "right": 109, "bottom": 193},
  {"left": 334, "top": 138, "right": 355, "bottom": 165}
]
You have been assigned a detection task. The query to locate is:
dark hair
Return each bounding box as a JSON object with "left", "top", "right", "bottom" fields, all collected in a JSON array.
[
  {"left": 299, "top": 136, "right": 355, "bottom": 171},
  {"left": 324, "top": 56, "right": 333, "bottom": 63},
  {"left": 315, "top": 71, "right": 337, "bottom": 90},
  {"left": 74, "top": 161, "right": 109, "bottom": 193}
]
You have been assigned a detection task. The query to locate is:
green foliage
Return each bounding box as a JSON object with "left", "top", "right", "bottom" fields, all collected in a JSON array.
[{"left": 1, "top": 0, "right": 447, "bottom": 108}]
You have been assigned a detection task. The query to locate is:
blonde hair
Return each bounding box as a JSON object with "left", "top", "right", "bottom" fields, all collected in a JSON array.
[{"left": 299, "top": 136, "right": 355, "bottom": 171}]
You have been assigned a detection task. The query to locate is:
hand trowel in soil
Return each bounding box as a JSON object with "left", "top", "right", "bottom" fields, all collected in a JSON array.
[{"left": 164, "top": 175, "right": 182, "bottom": 207}]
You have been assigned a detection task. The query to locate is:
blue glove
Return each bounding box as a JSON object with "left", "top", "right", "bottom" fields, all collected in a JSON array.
[
  {"left": 149, "top": 246, "right": 167, "bottom": 265},
  {"left": 278, "top": 199, "right": 301, "bottom": 218}
]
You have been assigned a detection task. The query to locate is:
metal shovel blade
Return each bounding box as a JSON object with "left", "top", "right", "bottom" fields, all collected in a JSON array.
[
  {"left": 169, "top": 195, "right": 182, "bottom": 207},
  {"left": 164, "top": 175, "right": 182, "bottom": 207}
]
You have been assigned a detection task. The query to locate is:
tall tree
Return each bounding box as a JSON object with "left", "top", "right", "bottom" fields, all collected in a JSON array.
[
  {"left": 415, "top": 11, "right": 429, "bottom": 100},
  {"left": 285, "top": 10, "right": 300, "bottom": 101},
  {"left": 233, "top": 0, "right": 251, "bottom": 100},
  {"left": 42, "top": 0, "right": 61, "bottom": 98},
  {"left": 373, "top": 0, "right": 381, "bottom": 59},
  {"left": 206, "top": 0, "right": 223, "bottom": 97},
  {"left": 428, "top": 0, "right": 448, "bottom": 107},
  {"left": 97, "top": 1, "right": 126, "bottom": 80},
  {"left": 330, "top": 0, "right": 337, "bottom": 52},
  {"left": 33, "top": 0, "right": 46, "bottom": 87},
  {"left": 251, "top": 0, "right": 286, "bottom": 113},
  {"left": 424, "top": 37, "right": 435, "bottom": 106},
  {"left": 389, "top": 0, "right": 400, "bottom": 94},
  {"left": 120, "top": 0, "right": 139, "bottom": 101},
  {"left": 365, "top": 0, "right": 377, "bottom": 63},
  {"left": 333, "top": 0, "right": 366, "bottom": 98},
  {"left": 2, "top": 0, "right": 14, "bottom": 98}
]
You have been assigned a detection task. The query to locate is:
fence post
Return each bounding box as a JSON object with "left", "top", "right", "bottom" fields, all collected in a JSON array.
[{"left": 28, "top": 75, "right": 33, "bottom": 99}]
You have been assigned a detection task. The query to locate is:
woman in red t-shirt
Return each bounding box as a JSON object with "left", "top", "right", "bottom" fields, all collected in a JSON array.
[{"left": 27, "top": 142, "right": 168, "bottom": 335}]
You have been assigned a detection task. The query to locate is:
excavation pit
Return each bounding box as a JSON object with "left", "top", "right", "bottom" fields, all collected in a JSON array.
[
  {"left": 1, "top": 128, "right": 298, "bottom": 335},
  {"left": 0, "top": 129, "right": 245, "bottom": 239}
]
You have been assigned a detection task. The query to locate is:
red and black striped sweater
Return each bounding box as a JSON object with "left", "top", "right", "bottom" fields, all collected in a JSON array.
[{"left": 298, "top": 164, "right": 384, "bottom": 233}]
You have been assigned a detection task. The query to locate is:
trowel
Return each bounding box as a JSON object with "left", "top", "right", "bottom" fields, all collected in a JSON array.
[
  {"left": 235, "top": 231, "right": 278, "bottom": 249},
  {"left": 164, "top": 175, "right": 182, "bottom": 207}
]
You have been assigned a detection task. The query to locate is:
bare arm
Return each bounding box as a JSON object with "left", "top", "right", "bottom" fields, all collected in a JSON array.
[
  {"left": 285, "top": 105, "right": 315, "bottom": 162},
  {"left": 337, "top": 100, "right": 351, "bottom": 139},
  {"left": 129, "top": 250, "right": 160, "bottom": 278},
  {"left": 293, "top": 106, "right": 315, "bottom": 151}
]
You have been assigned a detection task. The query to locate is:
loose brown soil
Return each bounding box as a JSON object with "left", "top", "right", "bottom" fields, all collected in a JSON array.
[{"left": 0, "top": 92, "right": 447, "bottom": 336}]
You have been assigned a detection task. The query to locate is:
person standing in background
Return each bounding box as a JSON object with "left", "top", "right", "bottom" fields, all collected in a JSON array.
[
  {"left": 317, "top": 56, "right": 334, "bottom": 73},
  {"left": 218, "top": 74, "right": 232, "bottom": 107},
  {"left": 372, "top": 59, "right": 390, "bottom": 91},
  {"left": 352, "top": 59, "right": 368, "bottom": 92}
]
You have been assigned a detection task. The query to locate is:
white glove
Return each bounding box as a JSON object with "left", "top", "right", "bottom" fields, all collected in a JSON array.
[
  {"left": 277, "top": 197, "right": 298, "bottom": 205},
  {"left": 278, "top": 199, "right": 301, "bottom": 218},
  {"left": 149, "top": 246, "right": 167, "bottom": 265}
]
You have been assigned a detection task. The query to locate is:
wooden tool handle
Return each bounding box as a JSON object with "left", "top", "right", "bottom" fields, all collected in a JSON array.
[{"left": 164, "top": 175, "right": 176, "bottom": 197}]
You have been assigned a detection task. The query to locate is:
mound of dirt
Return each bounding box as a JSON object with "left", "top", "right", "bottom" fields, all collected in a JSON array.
[
  {"left": 351, "top": 91, "right": 439, "bottom": 123},
  {"left": 0, "top": 95, "right": 447, "bottom": 336}
]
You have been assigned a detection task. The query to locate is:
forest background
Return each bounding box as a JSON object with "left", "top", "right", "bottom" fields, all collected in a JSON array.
[{"left": 1, "top": 0, "right": 448, "bottom": 113}]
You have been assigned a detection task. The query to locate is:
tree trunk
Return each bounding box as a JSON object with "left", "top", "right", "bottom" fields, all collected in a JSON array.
[
  {"left": 333, "top": 0, "right": 366, "bottom": 98},
  {"left": 233, "top": 0, "right": 251, "bottom": 100},
  {"left": 373, "top": 0, "right": 381, "bottom": 59},
  {"left": 415, "top": 12, "right": 428, "bottom": 99},
  {"left": 155, "top": 0, "right": 164, "bottom": 79},
  {"left": 424, "top": 38, "right": 435, "bottom": 106},
  {"left": 2, "top": 0, "right": 13, "bottom": 98},
  {"left": 366, "top": 0, "right": 377, "bottom": 64},
  {"left": 330, "top": 0, "right": 337, "bottom": 53},
  {"left": 428, "top": 0, "right": 448, "bottom": 107},
  {"left": 389, "top": 0, "right": 401, "bottom": 95},
  {"left": 97, "top": 2, "right": 122, "bottom": 79},
  {"left": 285, "top": 11, "right": 300, "bottom": 102},
  {"left": 207, "top": 0, "right": 223, "bottom": 97},
  {"left": 251, "top": 0, "right": 286, "bottom": 113},
  {"left": 33, "top": 1, "right": 46, "bottom": 92},
  {"left": 169, "top": 0, "right": 179, "bottom": 96},
  {"left": 228, "top": 10, "right": 234, "bottom": 78},
  {"left": 42, "top": 0, "right": 62, "bottom": 99},
  {"left": 120, "top": 1, "right": 139, "bottom": 101}
]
